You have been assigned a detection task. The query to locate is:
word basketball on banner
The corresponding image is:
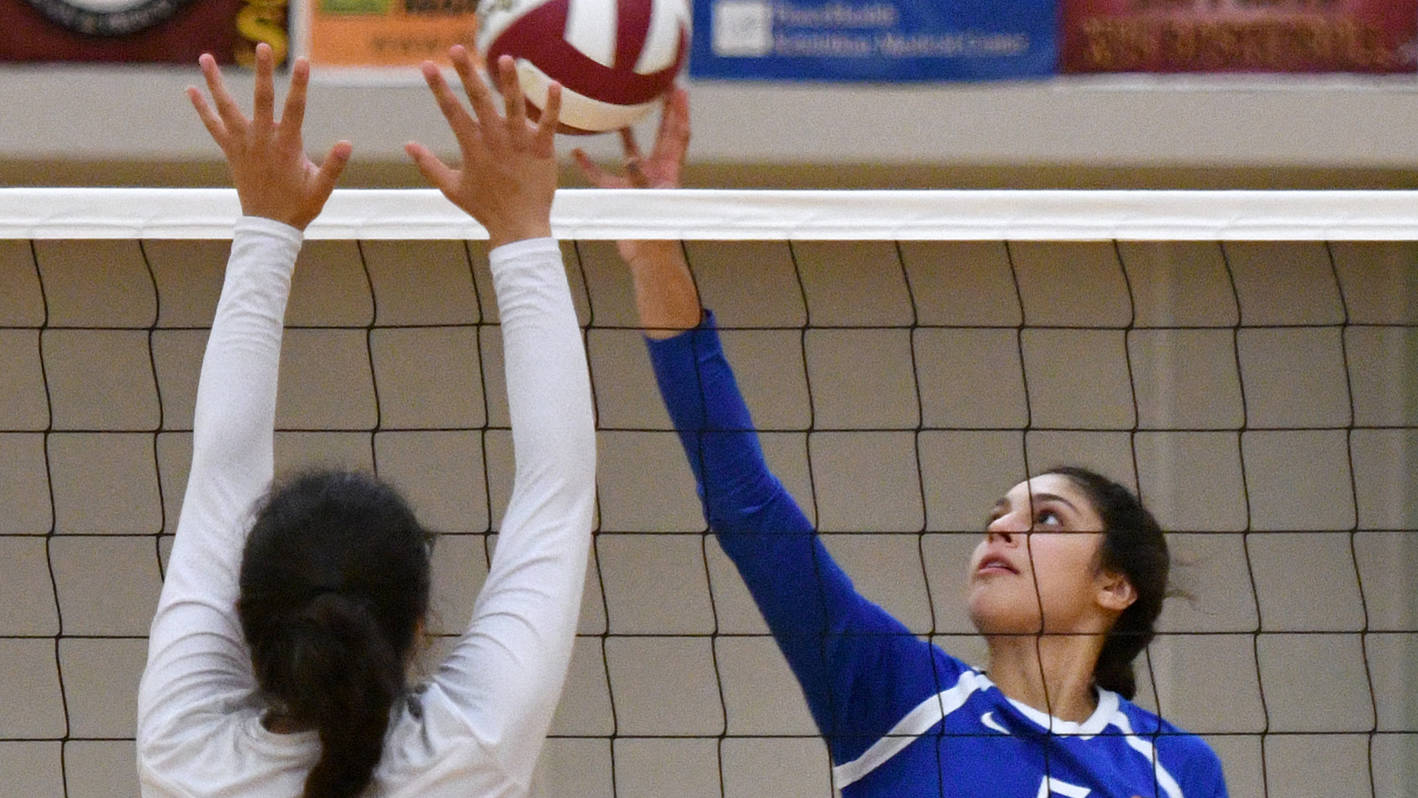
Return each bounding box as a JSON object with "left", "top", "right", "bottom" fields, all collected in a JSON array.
[{"left": 1063, "top": 0, "right": 1418, "bottom": 74}]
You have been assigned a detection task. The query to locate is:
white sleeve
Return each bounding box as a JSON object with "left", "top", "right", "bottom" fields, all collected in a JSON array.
[
  {"left": 136, "top": 217, "right": 301, "bottom": 748},
  {"left": 431, "top": 237, "right": 596, "bottom": 786}
]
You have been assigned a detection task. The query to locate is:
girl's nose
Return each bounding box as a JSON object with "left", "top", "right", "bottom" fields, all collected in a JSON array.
[{"left": 986, "top": 512, "right": 1026, "bottom": 544}]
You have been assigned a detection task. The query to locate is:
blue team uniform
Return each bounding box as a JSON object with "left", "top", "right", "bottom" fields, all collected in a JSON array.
[{"left": 645, "top": 314, "right": 1228, "bottom": 798}]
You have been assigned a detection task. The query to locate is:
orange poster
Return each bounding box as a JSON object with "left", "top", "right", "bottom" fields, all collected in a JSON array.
[{"left": 306, "top": 0, "right": 479, "bottom": 67}]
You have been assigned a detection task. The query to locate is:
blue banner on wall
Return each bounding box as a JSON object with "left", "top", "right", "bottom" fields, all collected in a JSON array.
[{"left": 689, "top": 0, "right": 1058, "bottom": 81}]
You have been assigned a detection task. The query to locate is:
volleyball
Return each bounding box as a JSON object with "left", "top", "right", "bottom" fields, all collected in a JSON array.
[{"left": 476, "top": 0, "right": 690, "bottom": 134}]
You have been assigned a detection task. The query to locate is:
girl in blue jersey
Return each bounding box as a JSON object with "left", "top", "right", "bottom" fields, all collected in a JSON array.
[{"left": 575, "top": 96, "right": 1228, "bottom": 798}]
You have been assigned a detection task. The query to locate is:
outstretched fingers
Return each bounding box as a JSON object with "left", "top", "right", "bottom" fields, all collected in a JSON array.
[
  {"left": 495, "top": 53, "right": 559, "bottom": 155},
  {"left": 420, "top": 61, "right": 480, "bottom": 153},
  {"left": 497, "top": 55, "right": 529, "bottom": 140},
  {"left": 250, "top": 43, "right": 276, "bottom": 131},
  {"left": 572, "top": 87, "right": 689, "bottom": 189},
  {"left": 186, "top": 85, "right": 227, "bottom": 143},
  {"left": 404, "top": 140, "right": 459, "bottom": 196},
  {"left": 449, "top": 46, "right": 504, "bottom": 145},
  {"left": 619, "top": 126, "right": 644, "bottom": 163},
  {"left": 279, "top": 57, "right": 311, "bottom": 134},
  {"left": 313, "top": 140, "right": 354, "bottom": 200},
  {"left": 653, "top": 86, "right": 690, "bottom": 165},
  {"left": 187, "top": 46, "right": 353, "bottom": 230},
  {"left": 616, "top": 127, "right": 650, "bottom": 186},
  {"left": 532, "top": 82, "right": 562, "bottom": 154},
  {"left": 198, "top": 53, "right": 245, "bottom": 135},
  {"left": 571, "top": 147, "right": 623, "bottom": 188}
]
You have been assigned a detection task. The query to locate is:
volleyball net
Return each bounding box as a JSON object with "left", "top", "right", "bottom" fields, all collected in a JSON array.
[{"left": 0, "top": 188, "right": 1414, "bottom": 797}]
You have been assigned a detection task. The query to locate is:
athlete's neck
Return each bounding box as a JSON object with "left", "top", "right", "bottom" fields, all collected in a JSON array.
[{"left": 984, "top": 632, "right": 1105, "bottom": 723}]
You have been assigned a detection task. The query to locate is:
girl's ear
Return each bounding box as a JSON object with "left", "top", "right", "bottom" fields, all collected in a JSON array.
[{"left": 1096, "top": 570, "right": 1138, "bottom": 614}]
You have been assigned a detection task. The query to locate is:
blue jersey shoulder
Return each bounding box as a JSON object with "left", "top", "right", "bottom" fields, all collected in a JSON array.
[
  {"left": 836, "top": 652, "right": 1229, "bottom": 798},
  {"left": 1109, "top": 694, "right": 1229, "bottom": 798}
]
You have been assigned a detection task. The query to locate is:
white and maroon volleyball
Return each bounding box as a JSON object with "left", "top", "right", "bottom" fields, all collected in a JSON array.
[{"left": 476, "top": 0, "right": 690, "bottom": 134}]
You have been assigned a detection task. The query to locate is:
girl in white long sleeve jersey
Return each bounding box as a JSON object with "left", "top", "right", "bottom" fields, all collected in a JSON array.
[{"left": 136, "top": 44, "right": 593, "bottom": 798}]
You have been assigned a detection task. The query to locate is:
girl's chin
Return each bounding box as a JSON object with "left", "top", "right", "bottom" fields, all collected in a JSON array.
[
  {"left": 972, "top": 621, "right": 1039, "bottom": 637},
  {"left": 967, "top": 603, "right": 1040, "bottom": 637}
]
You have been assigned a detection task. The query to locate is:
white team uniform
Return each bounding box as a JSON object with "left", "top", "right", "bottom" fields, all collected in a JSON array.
[{"left": 136, "top": 220, "right": 595, "bottom": 797}]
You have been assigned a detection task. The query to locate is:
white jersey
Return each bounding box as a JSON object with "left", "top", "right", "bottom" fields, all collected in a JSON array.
[{"left": 136, "top": 218, "right": 596, "bottom": 797}]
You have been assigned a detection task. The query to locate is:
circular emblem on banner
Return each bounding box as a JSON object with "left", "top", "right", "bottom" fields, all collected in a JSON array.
[{"left": 21, "top": 0, "right": 194, "bottom": 36}]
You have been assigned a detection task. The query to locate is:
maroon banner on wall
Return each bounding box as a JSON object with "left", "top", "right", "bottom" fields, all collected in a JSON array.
[
  {"left": 1063, "top": 0, "right": 1418, "bottom": 74},
  {"left": 0, "top": 0, "right": 286, "bottom": 64}
]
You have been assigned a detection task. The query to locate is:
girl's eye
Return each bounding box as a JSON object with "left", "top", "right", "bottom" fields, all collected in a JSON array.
[{"left": 1035, "top": 510, "right": 1062, "bottom": 527}]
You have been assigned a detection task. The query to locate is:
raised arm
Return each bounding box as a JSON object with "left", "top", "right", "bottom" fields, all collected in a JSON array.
[
  {"left": 138, "top": 44, "right": 350, "bottom": 747},
  {"left": 406, "top": 49, "right": 596, "bottom": 787},
  {"left": 576, "top": 96, "right": 939, "bottom": 766},
  {"left": 572, "top": 91, "right": 700, "bottom": 337}
]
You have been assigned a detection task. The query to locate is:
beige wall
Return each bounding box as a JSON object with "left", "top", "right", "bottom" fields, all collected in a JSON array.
[
  {"left": 0, "top": 234, "right": 1415, "bottom": 796},
  {"left": 4, "top": 67, "right": 1418, "bottom": 188}
]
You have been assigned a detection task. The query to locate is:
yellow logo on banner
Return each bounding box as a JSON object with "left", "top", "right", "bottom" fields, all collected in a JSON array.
[{"left": 236, "top": 0, "right": 290, "bottom": 66}]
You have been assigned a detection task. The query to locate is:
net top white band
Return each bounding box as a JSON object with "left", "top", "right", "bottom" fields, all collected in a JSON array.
[{"left": 3, "top": 188, "right": 1418, "bottom": 241}]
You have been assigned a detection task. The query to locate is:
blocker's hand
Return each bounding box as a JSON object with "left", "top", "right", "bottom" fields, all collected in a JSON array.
[
  {"left": 187, "top": 43, "right": 351, "bottom": 230},
  {"left": 406, "top": 47, "right": 563, "bottom": 249}
]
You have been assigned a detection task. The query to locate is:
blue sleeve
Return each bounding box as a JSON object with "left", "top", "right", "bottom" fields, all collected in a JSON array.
[
  {"left": 1154, "top": 721, "right": 1229, "bottom": 798},
  {"left": 1188, "top": 740, "right": 1229, "bottom": 798},
  {"left": 645, "top": 312, "right": 941, "bottom": 765}
]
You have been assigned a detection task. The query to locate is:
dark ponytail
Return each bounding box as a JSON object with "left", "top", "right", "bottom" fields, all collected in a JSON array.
[
  {"left": 239, "top": 470, "right": 431, "bottom": 798},
  {"left": 1045, "top": 466, "right": 1168, "bottom": 700}
]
